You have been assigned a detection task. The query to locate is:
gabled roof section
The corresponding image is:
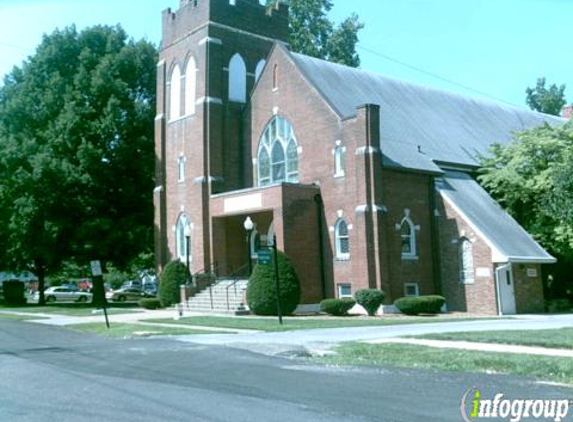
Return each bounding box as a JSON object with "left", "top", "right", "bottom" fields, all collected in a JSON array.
[
  {"left": 437, "top": 171, "right": 556, "bottom": 264},
  {"left": 289, "top": 52, "right": 565, "bottom": 171}
]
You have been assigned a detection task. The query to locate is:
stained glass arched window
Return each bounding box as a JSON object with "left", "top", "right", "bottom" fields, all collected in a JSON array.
[{"left": 257, "top": 116, "right": 299, "bottom": 186}]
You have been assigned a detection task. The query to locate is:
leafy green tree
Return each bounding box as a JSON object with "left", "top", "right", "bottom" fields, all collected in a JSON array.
[
  {"left": 525, "top": 77, "right": 567, "bottom": 116},
  {"left": 159, "top": 261, "right": 187, "bottom": 307},
  {"left": 268, "top": 0, "right": 363, "bottom": 67},
  {"left": 0, "top": 25, "right": 157, "bottom": 304},
  {"left": 479, "top": 121, "right": 573, "bottom": 259},
  {"left": 246, "top": 250, "right": 301, "bottom": 316}
]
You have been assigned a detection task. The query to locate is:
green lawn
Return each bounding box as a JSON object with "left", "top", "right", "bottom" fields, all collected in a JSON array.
[
  {"left": 146, "top": 315, "right": 490, "bottom": 332},
  {"left": 418, "top": 328, "right": 573, "bottom": 350},
  {"left": 315, "top": 343, "right": 573, "bottom": 385},
  {"left": 67, "top": 323, "right": 220, "bottom": 338},
  {"left": 0, "top": 304, "right": 142, "bottom": 317}
]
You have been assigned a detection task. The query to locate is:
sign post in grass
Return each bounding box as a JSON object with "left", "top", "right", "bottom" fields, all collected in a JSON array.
[
  {"left": 90, "top": 260, "right": 110, "bottom": 329},
  {"left": 272, "top": 235, "right": 283, "bottom": 325}
]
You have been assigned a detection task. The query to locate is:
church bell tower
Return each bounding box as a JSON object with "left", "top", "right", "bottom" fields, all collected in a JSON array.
[{"left": 154, "top": 0, "right": 289, "bottom": 271}]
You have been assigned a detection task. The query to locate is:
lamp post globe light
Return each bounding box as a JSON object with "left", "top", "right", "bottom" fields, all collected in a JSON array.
[
  {"left": 184, "top": 223, "right": 192, "bottom": 285},
  {"left": 243, "top": 216, "right": 254, "bottom": 276}
]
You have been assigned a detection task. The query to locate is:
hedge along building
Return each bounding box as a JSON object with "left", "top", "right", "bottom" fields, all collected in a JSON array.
[{"left": 154, "top": 0, "right": 561, "bottom": 315}]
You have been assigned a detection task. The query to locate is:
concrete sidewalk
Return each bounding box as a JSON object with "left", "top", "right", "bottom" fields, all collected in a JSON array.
[
  {"left": 0, "top": 307, "right": 260, "bottom": 333},
  {"left": 2, "top": 308, "right": 572, "bottom": 357},
  {"left": 366, "top": 338, "right": 573, "bottom": 358},
  {"left": 168, "top": 314, "right": 573, "bottom": 356}
]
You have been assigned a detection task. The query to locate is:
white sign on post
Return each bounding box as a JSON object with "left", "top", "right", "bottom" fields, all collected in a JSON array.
[{"left": 90, "top": 261, "right": 102, "bottom": 277}]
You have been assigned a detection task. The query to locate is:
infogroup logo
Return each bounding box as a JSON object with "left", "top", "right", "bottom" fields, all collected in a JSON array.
[{"left": 460, "top": 388, "right": 571, "bottom": 422}]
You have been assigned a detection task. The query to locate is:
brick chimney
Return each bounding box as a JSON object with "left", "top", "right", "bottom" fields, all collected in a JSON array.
[{"left": 561, "top": 105, "right": 572, "bottom": 119}]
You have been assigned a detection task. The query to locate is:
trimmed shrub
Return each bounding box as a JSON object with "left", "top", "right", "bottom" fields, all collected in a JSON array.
[
  {"left": 394, "top": 295, "right": 446, "bottom": 316},
  {"left": 159, "top": 261, "right": 187, "bottom": 307},
  {"left": 3, "top": 280, "right": 26, "bottom": 306},
  {"left": 355, "top": 289, "right": 386, "bottom": 316},
  {"left": 139, "top": 298, "right": 163, "bottom": 310},
  {"left": 246, "top": 250, "right": 301, "bottom": 316},
  {"left": 320, "top": 298, "right": 356, "bottom": 316}
]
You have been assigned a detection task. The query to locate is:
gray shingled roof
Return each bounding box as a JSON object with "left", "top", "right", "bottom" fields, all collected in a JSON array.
[
  {"left": 289, "top": 52, "right": 565, "bottom": 173},
  {"left": 437, "top": 171, "right": 555, "bottom": 263}
]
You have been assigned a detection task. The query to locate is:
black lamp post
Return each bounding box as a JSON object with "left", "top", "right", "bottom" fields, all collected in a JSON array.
[
  {"left": 184, "top": 223, "right": 192, "bottom": 285},
  {"left": 244, "top": 216, "right": 254, "bottom": 276}
]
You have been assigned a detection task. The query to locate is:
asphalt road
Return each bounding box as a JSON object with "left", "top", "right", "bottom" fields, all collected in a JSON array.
[{"left": 0, "top": 320, "right": 570, "bottom": 422}]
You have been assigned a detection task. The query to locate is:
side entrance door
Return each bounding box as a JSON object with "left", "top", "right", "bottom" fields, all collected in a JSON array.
[{"left": 496, "top": 264, "right": 516, "bottom": 315}]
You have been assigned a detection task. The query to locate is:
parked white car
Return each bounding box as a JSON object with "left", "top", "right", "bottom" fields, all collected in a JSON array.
[{"left": 34, "top": 287, "right": 93, "bottom": 303}]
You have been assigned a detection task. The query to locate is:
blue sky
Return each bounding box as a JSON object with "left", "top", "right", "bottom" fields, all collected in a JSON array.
[{"left": 0, "top": 0, "right": 570, "bottom": 110}]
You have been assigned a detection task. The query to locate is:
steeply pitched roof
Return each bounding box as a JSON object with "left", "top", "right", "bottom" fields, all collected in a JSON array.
[
  {"left": 289, "top": 52, "right": 565, "bottom": 172},
  {"left": 437, "top": 171, "right": 555, "bottom": 263}
]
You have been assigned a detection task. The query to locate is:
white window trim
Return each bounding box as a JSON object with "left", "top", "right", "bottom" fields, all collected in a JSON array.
[
  {"left": 459, "top": 238, "right": 475, "bottom": 284},
  {"left": 184, "top": 57, "right": 197, "bottom": 117},
  {"left": 335, "top": 219, "right": 350, "bottom": 260},
  {"left": 257, "top": 116, "right": 299, "bottom": 186},
  {"left": 177, "top": 155, "right": 186, "bottom": 183},
  {"left": 333, "top": 145, "right": 346, "bottom": 178},
  {"left": 397, "top": 212, "right": 419, "bottom": 259},
  {"left": 176, "top": 215, "right": 192, "bottom": 262},
  {"left": 404, "top": 283, "right": 419, "bottom": 297},
  {"left": 338, "top": 284, "right": 353, "bottom": 299},
  {"left": 169, "top": 65, "right": 182, "bottom": 121},
  {"left": 228, "top": 53, "right": 247, "bottom": 103}
]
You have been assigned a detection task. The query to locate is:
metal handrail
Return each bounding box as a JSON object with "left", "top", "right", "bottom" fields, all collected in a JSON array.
[
  {"left": 225, "top": 264, "right": 250, "bottom": 311},
  {"left": 191, "top": 262, "right": 218, "bottom": 309}
]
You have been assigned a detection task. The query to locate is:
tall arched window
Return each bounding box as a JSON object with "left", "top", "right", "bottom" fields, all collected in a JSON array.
[
  {"left": 176, "top": 214, "right": 191, "bottom": 261},
  {"left": 228, "top": 53, "right": 247, "bottom": 103},
  {"left": 400, "top": 216, "right": 417, "bottom": 258},
  {"left": 257, "top": 116, "right": 299, "bottom": 186},
  {"left": 459, "top": 238, "right": 475, "bottom": 284},
  {"left": 184, "top": 57, "right": 196, "bottom": 116},
  {"left": 177, "top": 155, "right": 186, "bottom": 183},
  {"left": 335, "top": 219, "right": 350, "bottom": 260},
  {"left": 169, "top": 65, "right": 181, "bottom": 120},
  {"left": 334, "top": 144, "right": 345, "bottom": 177},
  {"left": 255, "top": 59, "right": 266, "bottom": 83}
]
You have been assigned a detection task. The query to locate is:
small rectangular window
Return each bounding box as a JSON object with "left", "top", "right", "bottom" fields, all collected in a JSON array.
[
  {"left": 334, "top": 146, "right": 345, "bottom": 177},
  {"left": 178, "top": 156, "right": 186, "bottom": 183},
  {"left": 404, "top": 283, "right": 419, "bottom": 297},
  {"left": 338, "top": 284, "right": 352, "bottom": 298}
]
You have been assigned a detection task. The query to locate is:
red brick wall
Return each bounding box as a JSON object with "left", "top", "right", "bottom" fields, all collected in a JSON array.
[
  {"left": 248, "top": 46, "right": 442, "bottom": 303},
  {"left": 438, "top": 197, "right": 499, "bottom": 315},
  {"left": 382, "top": 171, "right": 436, "bottom": 303},
  {"left": 513, "top": 263, "right": 545, "bottom": 313}
]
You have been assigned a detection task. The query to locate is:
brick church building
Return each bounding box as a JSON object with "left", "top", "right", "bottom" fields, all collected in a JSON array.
[{"left": 154, "top": 0, "right": 561, "bottom": 315}]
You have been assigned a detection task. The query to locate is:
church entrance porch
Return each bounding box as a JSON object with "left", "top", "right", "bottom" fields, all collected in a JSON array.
[{"left": 209, "top": 183, "right": 324, "bottom": 304}]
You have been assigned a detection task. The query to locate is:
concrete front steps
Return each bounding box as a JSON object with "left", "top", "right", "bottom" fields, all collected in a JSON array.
[{"left": 186, "top": 279, "right": 250, "bottom": 315}]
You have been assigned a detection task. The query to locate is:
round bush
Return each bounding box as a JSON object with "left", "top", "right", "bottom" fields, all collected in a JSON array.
[
  {"left": 320, "top": 298, "right": 356, "bottom": 316},
  {"left": 159, "top": 261, "right": 187, "bottom": 307},
  {"left": 355, "top": 289, "right": 385, "bottom": 316},
  {"left": 3, "top": 280, "right": 26, "bottom": 306},
  {"left": 246, "top": 250, "right": 301, "bottom": 316},
  {"left": 394, "top": 295, "right": 446, "bottom": 316},
  {"left": 139, "top": 298, "right": 163, "bottom": 310}
]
